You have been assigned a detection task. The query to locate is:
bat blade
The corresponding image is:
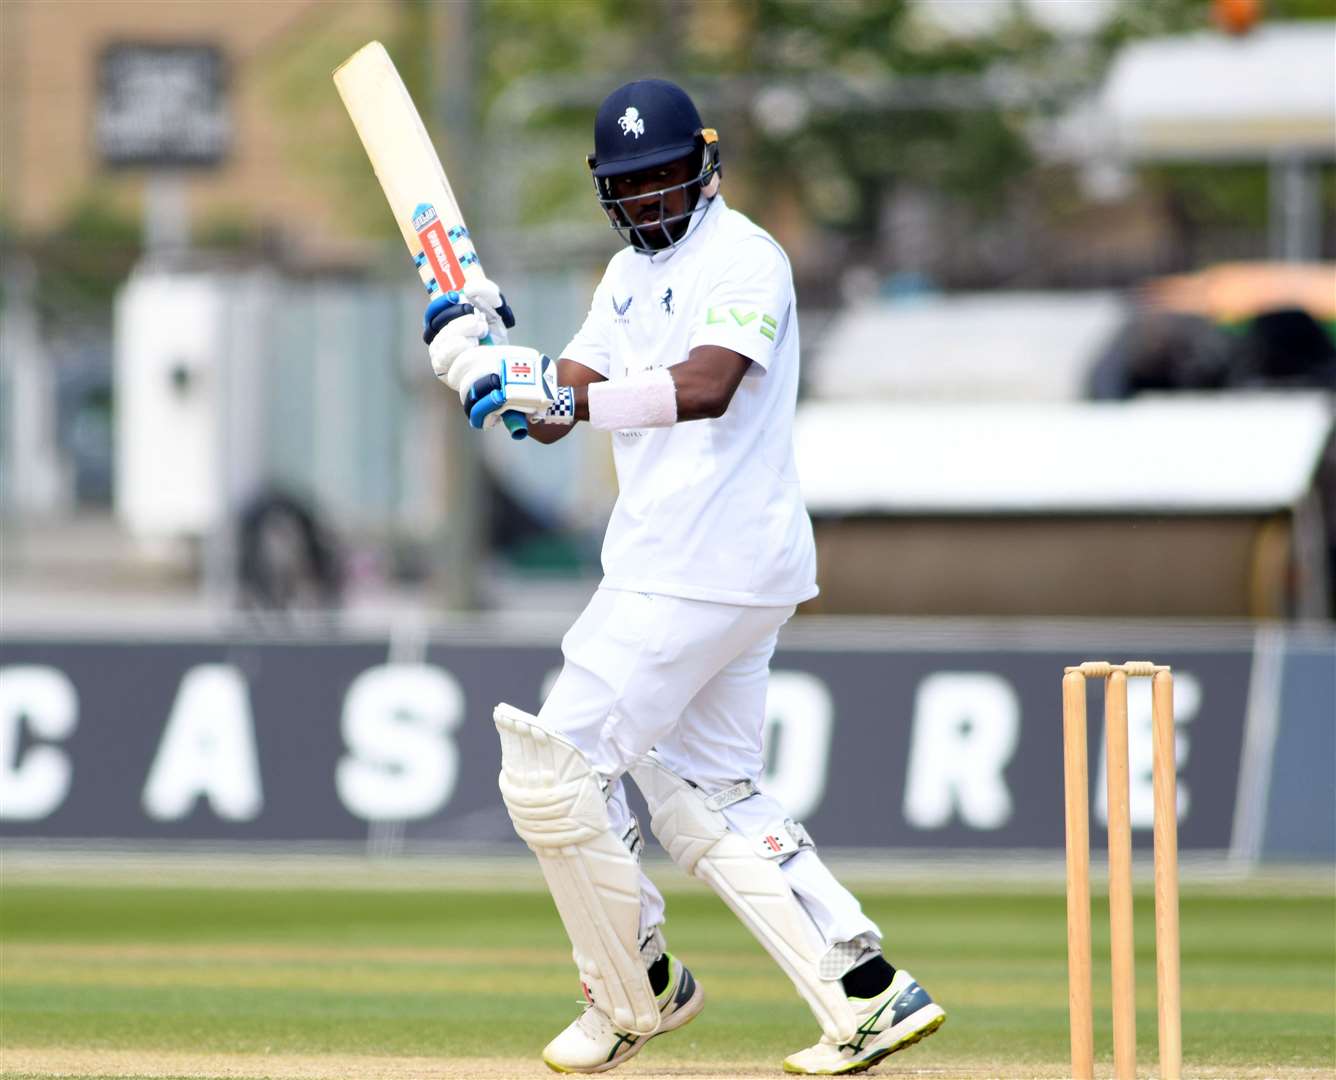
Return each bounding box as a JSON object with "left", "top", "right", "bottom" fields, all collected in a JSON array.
[
  {"left": 334, "top": 41, "right": 467, "bottom": 296},
  {"left": 334, "top": 41, "right": 526, "bottom": 437}
]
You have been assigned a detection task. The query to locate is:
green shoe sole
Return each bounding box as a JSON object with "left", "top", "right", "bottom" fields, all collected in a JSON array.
[{"left": 841, "top": 1011, "right": 946, "bottom": 1075}]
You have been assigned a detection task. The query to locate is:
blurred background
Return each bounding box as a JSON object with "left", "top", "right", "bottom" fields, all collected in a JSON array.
[{"left": 1, "top": 0, "right": 1333, "bottom": 866}]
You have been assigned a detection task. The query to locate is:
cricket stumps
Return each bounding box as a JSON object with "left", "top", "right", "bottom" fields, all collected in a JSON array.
[{"left": 1062, "top": 661, "right": 1182, "bottom": 1080}]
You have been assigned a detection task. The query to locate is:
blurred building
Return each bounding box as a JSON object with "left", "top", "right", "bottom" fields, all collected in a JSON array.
[
  {"left": 2, "top": 0, "right": 1334, "bottom": 622},
  {"left": 0, "top": 0, "right": 405, "bottom": 262}
]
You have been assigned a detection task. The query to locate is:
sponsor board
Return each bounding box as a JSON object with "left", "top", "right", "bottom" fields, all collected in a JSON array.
[{"left": 0, "top": 637, "right": 1254, "bottom": 849}]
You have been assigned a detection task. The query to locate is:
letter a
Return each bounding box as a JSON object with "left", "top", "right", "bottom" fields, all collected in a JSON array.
[{"left": 143, "top": 664, "right": 263, "bottom": 822}]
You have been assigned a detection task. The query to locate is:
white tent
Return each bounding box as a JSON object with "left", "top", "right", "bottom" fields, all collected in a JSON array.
[
  {"left": 806, "top": 291, "right": 1125, "bottom": 403},
  {"left": 1098, "top": 22, "right": 1336, "bottom": 161},
  {"left": 796, "top": 392, "right": 1334, "bottom": 516}
]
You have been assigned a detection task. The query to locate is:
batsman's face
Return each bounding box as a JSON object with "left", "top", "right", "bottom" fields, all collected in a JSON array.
[{"left": 607, "top": 156, "right": 699, "bottom": 249}]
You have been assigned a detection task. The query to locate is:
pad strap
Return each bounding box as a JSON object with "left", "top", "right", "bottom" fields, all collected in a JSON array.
[{"left": 704, "top": 780, "right": 757, "bottom": 811}]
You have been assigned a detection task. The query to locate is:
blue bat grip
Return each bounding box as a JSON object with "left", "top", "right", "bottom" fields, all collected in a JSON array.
[{"left": 480, "top": 331, "right": 528, "bottom": 440}]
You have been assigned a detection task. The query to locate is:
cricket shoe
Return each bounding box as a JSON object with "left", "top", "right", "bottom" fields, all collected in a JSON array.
[
  {"left": 541, "top": 953, "right": 704, "bottom": 1074},
  {"left": 782, "top": 968, "right": 945, "bottom": 1075}
]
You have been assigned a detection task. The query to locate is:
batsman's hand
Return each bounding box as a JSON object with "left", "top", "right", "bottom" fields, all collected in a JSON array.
[
  {"left": 448, "top": 344, "right": 558, "bottom": 430},
  {"left": 456, "top": 277, "right": 515, "bottom": 346},
  {"left": 422, "top": 276, "right": 517, "bottom": 384}
]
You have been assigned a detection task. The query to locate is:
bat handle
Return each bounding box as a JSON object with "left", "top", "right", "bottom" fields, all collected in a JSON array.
[{"left": 479, "top": 332, "right": 528, "bottom": 440}]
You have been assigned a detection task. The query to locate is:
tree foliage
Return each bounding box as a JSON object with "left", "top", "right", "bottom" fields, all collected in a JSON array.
[{"left": 476, "top": 0, "right": 1332, "bottom": 274}]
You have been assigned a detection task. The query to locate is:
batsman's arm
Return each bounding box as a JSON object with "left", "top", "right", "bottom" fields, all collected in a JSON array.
[
  {"left": 664, "top": 345, "right": 751, "bottom": 420},
  {"left": 482, "top": 344, "right": 751, "bottom": 439},
  {"left": 552, "top": 344, "right": 749, "bottom": 424}
]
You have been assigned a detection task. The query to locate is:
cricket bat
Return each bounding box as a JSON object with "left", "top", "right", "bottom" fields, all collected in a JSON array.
[{"left": 333, "top": 41, "right": 526, "bottom": 439}]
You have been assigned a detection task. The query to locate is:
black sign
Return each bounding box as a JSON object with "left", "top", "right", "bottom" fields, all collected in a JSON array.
[
  {"left": 0, "top": 635, "right": 1254, "bottom": 852},
  {"left": 97, "top": 44, "right": 229, "bottom": 167}
]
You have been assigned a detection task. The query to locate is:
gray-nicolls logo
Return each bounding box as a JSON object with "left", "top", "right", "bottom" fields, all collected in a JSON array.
[
  {"left": 618, "top": 107, "right": 645, "bottom": 138},
  {"left": 660, "top": 288, "right": 673, "bottom": 315}
]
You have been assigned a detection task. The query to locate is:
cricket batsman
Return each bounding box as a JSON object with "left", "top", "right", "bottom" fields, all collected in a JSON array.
[{"left": 423, "top": 79, "right": 945, "bottom": 1075}]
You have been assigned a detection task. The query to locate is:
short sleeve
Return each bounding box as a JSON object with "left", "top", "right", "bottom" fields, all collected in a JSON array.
[
  {"left": 560, "top": 274, "right": 613, "bottom": 378},
  {"left": 687, "top": 236, "right": 792, "bottom": 371}
]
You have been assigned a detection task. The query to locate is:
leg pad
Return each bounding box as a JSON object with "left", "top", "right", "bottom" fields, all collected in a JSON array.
[
  {"left": 495, "top": 703, "right": 659, "bottom": 1035},
  {"left": 630, "top": 753, "right": 858, "bottom": 1044}
]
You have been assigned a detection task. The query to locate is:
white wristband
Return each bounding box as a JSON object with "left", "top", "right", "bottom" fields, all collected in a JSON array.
[{"left": 588, "top": 368, "right": 678, "bottom": 431}]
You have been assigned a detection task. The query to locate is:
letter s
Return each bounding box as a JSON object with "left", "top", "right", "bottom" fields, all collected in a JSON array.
[{"left": 336, "top": 664, "right": 463, "bottom": 821}]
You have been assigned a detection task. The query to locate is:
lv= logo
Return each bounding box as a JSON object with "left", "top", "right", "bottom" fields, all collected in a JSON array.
[{"left": 706, "top": 307, "right": 778, "bottom": 341}]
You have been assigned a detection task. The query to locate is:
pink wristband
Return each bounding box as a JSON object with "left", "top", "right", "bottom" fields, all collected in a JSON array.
[{"left": 587, "top": 368, "right": 678, "bottom": 431}]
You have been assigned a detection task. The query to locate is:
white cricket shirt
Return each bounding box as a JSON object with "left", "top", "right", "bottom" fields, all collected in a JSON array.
[{"left": 561, "top": 196, "right": 818, "bottom": 607}]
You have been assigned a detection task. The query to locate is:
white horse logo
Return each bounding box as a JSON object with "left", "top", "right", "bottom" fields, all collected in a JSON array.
[{"left": 618, "top": 107, "right": 645, "bottom": 139}]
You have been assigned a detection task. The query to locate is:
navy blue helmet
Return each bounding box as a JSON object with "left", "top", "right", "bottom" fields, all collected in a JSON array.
[{"left": 587, "top": 79, "right": 721, "bottom": 254}]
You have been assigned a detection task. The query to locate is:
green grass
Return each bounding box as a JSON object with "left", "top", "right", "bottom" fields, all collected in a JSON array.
[{"left": 2, "top": 879, "right": 1333, "bottom": 1075}]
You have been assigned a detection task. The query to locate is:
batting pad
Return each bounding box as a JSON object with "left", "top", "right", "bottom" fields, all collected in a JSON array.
[
  {"left": 630, "top": 754, "right": 858, "bottom": 1044},
  {"left": 493, "top": 704, "right": 660, "bottom": 1036}
]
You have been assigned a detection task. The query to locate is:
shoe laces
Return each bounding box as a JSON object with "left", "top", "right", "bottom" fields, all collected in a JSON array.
[{"left": 575, "top": 1004, "right": 620, "bottom": 1041}]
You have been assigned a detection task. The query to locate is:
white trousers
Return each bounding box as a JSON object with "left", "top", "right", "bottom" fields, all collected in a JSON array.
[{"left": 538, "top": 587, "right": 881, "bottom": 954}]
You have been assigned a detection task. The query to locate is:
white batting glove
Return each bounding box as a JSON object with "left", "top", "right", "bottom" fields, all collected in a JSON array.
[
  {"left": 427, "top": 307, "right": 488, "bottom": 383},
  {"left": 447, "top": 343, "right": 515, "bottom": 397},
  {"left": 422, "top": 276, "right": 516, "bottom": 386},
  {"left": 451, "top": 344, "right": 563, "bottom": 430},
  {"left": 459, "top": 277, "right": 513, "bottom": 347}
]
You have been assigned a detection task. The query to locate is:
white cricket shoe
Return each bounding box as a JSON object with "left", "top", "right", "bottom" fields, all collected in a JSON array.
[
  {"left": 782, "top": 968, "right": 945, "bottom": 1075},
  {"left": 541, "top": 953, "right": 704, "bottom": 1074}
]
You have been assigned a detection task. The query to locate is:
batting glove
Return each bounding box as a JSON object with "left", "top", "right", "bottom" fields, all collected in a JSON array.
[
  {"left": 450, "top": 345, "right": 568, "bottom": 430},
  {"left": 422, "top": 276, "right": 516, "bottom": 385}
]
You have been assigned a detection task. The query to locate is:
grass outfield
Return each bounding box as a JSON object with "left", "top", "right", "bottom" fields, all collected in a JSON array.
[{"left": 1, "top": 867, "right": 1333, "bottom": 1079}]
